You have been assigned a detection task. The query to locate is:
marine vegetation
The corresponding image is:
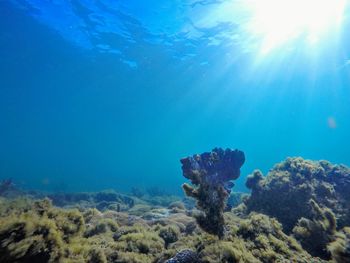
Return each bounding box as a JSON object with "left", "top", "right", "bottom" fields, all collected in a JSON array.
[
  {"left": 180, "top": 148, "right": 245, "bottom": 238},
  {"left": 292, "top": 199, "right": 337, "bottom": 259},
  {"left": 328, "top": 227, "right": 350, "bottom": 262},
  {"left": 0, "top": 154, "right": 349, "bottom": 262},
  {"left": 245, "top": 157, "right": 350, "bottom": 233},
  {"left": 243, "top": 156, "right": 350, "bottom": 260}
]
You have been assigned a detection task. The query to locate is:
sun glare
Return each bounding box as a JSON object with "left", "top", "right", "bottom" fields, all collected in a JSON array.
[{"left": 244, "top": 0, "right": 346, "bottom": 54}]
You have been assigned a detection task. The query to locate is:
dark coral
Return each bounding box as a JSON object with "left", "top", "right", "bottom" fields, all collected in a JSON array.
[{"left": 180, "top": 148, "right": 245, "bottom": 238}]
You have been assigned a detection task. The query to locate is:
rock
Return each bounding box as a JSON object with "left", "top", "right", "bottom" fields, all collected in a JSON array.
[{"left": 166, "top": 249, "right": 200, "bottom": 263}]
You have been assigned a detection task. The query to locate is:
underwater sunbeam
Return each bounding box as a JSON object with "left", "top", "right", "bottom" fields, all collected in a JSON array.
[{"left": 243, "top": 0, "right": 346, "bottom": 54}]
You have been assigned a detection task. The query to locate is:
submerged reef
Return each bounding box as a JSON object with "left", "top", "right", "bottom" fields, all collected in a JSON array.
[
  {"left": 0, "top": 155, "right": 349, "bottom": 262},
  {"left": 180, "top": 148, "right": 245, "bottom": 238},
  {"left": 0, "top": 197, "right": 325, "bottom": 263}
]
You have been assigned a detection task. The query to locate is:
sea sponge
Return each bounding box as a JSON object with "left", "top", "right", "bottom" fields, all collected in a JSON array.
[{"left": 180, "top": 148, "right": 245, "bottom": 238}]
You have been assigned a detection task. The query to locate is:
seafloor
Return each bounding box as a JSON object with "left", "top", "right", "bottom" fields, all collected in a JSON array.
[{"left": 0, "top": 156, "right": 349, "bottom": 263}]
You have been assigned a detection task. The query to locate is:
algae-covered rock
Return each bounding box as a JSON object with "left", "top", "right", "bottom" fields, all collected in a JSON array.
[
  {"left": 245, "top": 157, "right": 350, "bottom": 233},
  {"left": 113, "top": 225, "right": 165, "bottom": 263},
  {"left": 293, "top": 199, "right": 337, "bottom": 259},
  {"left": 0, "top": 194, "right": 333, "bottom": 263},
  {"left": 157, "top": 225, "right": 180, "bottom": 248},
  {"left": 164, "top": 212, "right": 320, "bottom": 263},
  {"left": 48, "top": 190, "right": 135, "bottom": 212},
  {"left": 232, "top": 213, "right": 315, "bottom": 263},
  {"left": 0, "top": 198, "right": 86, "bottom": 262},
  {"left": 328, "top": 227, "right": 350, "bottom": 263}
]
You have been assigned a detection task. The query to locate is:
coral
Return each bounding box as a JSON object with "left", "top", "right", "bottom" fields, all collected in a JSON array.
[
  {"left": 293, "top": 199, "right": 337, "bottom": 259},
  {"left": 245, "top": 157, "right": 350, "bottom": 233},
  {"left": 180, "top": 148, "right": 245, "bottom": 237},
  {"left": 328, "top": 227, "right": 350, "bottom": 262}
]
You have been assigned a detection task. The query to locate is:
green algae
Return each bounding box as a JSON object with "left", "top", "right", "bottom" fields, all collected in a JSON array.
[{"left": 1, "top": 156, "right": 350, "bottom": 262}]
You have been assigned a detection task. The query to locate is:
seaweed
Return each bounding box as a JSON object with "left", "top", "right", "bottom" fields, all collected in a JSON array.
[
  {"left": 293, "top": 199, "right": 337, "bottom": 259},
  {"left": 0, "top": 155, "right": 349, "bottom": 262},
  {"left": 0, "top": 195, "right": 330, "bottom": 263},
  {"left": 245, "top": 157, "right": 350, "bottom": 233},
  {"left": 328, "top": 227, "right": 350, "bottom": 262}
]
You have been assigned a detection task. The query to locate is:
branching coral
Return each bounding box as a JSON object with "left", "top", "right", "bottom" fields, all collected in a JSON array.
[{"left": 180, "top": 148, "right": 245, "bottom": 238}]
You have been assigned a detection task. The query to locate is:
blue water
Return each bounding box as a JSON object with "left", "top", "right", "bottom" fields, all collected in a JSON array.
[{"left": 1, "top": 0, "right": 350, "bottom": 194}]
